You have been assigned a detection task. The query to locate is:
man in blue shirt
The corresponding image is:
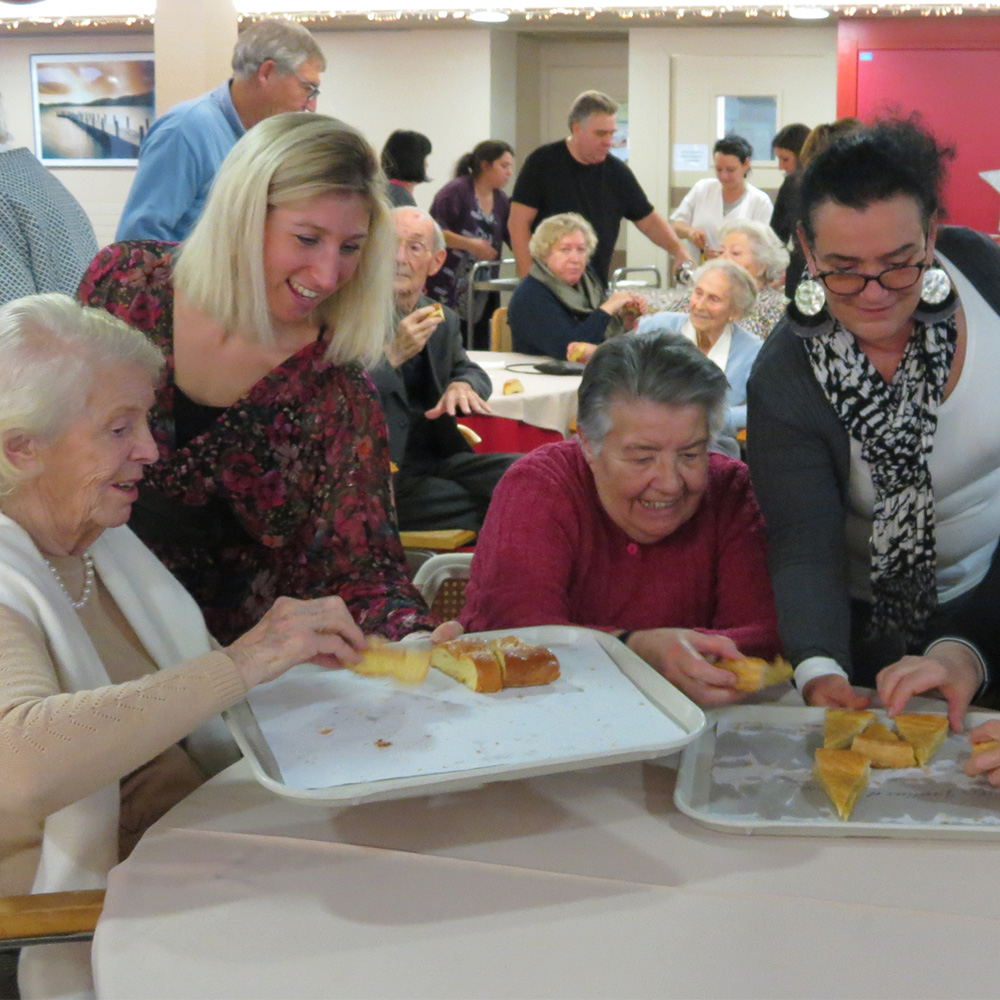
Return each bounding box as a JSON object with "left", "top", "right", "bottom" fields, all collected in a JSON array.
[{"left": 116, "top": 19, "right": 325, "bottom": 243}]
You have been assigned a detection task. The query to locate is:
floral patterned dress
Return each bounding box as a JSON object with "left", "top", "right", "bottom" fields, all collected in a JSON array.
[{"left": 79, "top": 241, "right": 435, "bottom": 644}]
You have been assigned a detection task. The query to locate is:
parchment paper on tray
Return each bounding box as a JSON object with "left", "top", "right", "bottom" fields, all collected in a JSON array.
[
  {"left": 706, "top": 709, "right": 1000, "bottom": 832},
  {"left": 241, "top": 628, "right": 692, "bottom": 790}
]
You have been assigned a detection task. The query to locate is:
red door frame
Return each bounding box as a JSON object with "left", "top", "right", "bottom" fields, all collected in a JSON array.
[{"left": 838, "top": 16, "right": 1000, "bottom": 117}]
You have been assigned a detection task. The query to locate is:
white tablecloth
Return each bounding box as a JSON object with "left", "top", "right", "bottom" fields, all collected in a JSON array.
[
  {"left": 469, "top": 350, "right": 581, "bottom": 438},
  {"left": 94, "top": 728, "right": 1000, "bottom": 999}
]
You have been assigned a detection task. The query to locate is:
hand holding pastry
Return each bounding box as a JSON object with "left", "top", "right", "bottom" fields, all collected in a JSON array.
[
  {"left": 386, "top": 304, "right": 444, "bottom": 367},
  {"left": 877, "top": 642, "right": 983, "bottom": 732},
  {"left": 225, "top": 595, "right": 365, "bottom": 688},
  {"left": 566, "top": 342, "right": 598, "bottom": 364},
  {"left": 964, "top": 720, "right": 1000, "bottom": 785},
  {"left": 625, "top": 628, "right": 745, "bottom": 707}
]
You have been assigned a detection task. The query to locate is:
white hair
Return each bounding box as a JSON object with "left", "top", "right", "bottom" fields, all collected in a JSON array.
[
  {"left": 0, "top": 294, "right": 162, "bottom": 494},
  {"left": 391, "top": 206, "right": 446, "bottom": 253}
]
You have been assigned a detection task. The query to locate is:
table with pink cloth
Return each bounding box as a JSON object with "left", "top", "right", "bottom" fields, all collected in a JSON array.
[
  {"left": 461, "top": 350, "right": 581, "bottom": 453},
  {"left": 93, "top": 692, "right": 1000, "bottom": 1000}
]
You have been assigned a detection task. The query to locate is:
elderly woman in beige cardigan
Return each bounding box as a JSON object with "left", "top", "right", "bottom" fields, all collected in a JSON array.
[{"left": 0, "top": 295, "right": 370, "bottom": 999}]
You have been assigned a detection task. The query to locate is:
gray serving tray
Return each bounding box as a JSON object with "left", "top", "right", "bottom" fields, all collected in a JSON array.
[{"left": 675, "top": 704, "right": 1000, "bottom": 840}]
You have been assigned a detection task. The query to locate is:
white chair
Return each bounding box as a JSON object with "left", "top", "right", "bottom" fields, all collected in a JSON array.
[{"left": 412, "top": 553, "right": 473, "bottom": 620}]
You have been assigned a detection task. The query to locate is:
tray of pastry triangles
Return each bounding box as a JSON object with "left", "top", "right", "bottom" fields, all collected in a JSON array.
[{"left": 674, "top": 705, "right": 1000, "bottom": 839}]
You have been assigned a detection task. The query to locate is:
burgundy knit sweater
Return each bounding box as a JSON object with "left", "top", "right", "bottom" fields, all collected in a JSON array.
[{"left": 460, "top": 440, "right": 780, "bottom": 658}]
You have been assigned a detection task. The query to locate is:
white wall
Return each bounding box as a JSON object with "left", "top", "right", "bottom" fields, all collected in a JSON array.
[
  {"left": 316, "top": 28, "right": 494, "bottom": 211},
  {"left": 626, "top": 24, "right": 837, "bottom": 275},
  {"left": 0, "top": 29, "right": 154, "bottom": 246}
]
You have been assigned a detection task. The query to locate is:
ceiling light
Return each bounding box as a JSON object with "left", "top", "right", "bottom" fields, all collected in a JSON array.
[
  {"left": 468, "top": 9, "right": 509, "bottom": 21},
  {"left": 787, "top": 5, "right": 831, "bottom": 16}
]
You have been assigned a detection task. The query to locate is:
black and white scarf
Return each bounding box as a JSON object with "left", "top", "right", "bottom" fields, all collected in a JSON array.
[{"left": 804, "top": 315, "right": 958, "bottom": 642}]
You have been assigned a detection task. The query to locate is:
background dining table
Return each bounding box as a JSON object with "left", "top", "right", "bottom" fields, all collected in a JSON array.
[
  {"left": 461, "top": 350, "right": 582, "bottom": 453},
  {"left": 92, "top": 687, "right": 1000, "bottom": 1000}
]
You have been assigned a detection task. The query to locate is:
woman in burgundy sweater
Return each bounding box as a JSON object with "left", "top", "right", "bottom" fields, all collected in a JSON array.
[{"left": 461, "top": 330, "right": 780, "bottom": 707}]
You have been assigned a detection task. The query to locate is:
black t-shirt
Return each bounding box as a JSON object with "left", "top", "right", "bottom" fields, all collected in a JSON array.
[{"left": 511, "top": 140, "right": 654, "bottom": 284}]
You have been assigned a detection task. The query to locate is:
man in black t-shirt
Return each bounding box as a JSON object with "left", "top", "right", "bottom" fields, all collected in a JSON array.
[{"left": 510, "top": 90, "right": 690, "bottom": 285}]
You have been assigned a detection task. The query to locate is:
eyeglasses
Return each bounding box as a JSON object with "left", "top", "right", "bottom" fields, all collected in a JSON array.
[
  {"left": 293, "top": 73, "right": 320, "bottom": 101},
  {"left": 814, "top": 263, "right": 926, "bottom": 296},
  {"left": 399, "top": 239, "right": 432, "bottom": 258}
]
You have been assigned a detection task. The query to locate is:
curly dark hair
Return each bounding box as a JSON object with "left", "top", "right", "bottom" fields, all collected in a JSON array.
[{"left": 799, "top": 115, "right": 955, "bottom": 243}]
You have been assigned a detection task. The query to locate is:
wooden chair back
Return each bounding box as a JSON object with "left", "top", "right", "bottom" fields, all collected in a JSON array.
[{"left": 490, "top": 307, "right": 511, "bottom": 352}]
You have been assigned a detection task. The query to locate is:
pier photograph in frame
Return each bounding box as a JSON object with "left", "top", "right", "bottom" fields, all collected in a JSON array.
[{"left": 30, "top": 53, "right": 155, "bottom": 166}]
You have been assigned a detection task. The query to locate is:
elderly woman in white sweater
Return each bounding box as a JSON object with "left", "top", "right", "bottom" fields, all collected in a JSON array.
[{"left": 0, "top": 294, "right": 370, "bottom": 999}]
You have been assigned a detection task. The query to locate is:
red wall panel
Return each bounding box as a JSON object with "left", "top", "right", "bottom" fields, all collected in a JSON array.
[{"left": 838, "top": 18, "right": 1000, "bottom": 233}]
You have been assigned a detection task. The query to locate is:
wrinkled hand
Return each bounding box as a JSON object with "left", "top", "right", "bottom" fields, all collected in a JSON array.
[
  {"left": 225, "top": 595, "right": 366, "bottom": 689},
  {"left": 670, "top": 248, "right": 693, "bottom": 275},
  {"left": 386, "top": 305, "right": 444, "bottom": 367},
  {"left": 566, "top": 341, "right": 598, "bottom": 363},
  {"left": 469, "top": 239, "right": 499, "bottom": 261},
  {"left": 964, "top": 720, "right": 1000, "bottom": 785},
  {"left": 431, "top": 620, "right": 464, "bottom": 643},
  {"left": 600, "top": 290, "right": 644, "bottom": 317},
  {"left": 688, "top": 228, "right": 708, "bottom": 251},
  {"left": 627, "top": 628, "right": 745, "bottom": 707},
  {"left": 801, "top": 673, "right": 871, "bottom": 710},
  {"left": 878, "top": 643, "right": 982, "bottom": 731},
  {"left": 425, "top": 380, "right": 491, "bottom": 419}
]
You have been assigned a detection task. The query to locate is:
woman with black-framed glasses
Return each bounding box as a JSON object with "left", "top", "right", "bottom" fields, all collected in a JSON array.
[{"left": 746, "top": 117, "right": 1000, "bottom": 728}]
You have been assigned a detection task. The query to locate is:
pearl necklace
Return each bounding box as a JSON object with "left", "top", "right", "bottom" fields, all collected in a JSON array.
[{"left": 43, "top": 552, "right": 95, "bottom": 610}]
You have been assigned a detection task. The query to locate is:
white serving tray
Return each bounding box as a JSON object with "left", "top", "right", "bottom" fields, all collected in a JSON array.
[
  {"left": 675, "top": 704, "right": 1000, "bottom": 840},
  {"left": 226, "top": 626, "right": 706, "bottom": 805}
]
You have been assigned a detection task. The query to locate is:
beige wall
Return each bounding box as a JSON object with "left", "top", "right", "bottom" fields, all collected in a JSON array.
[
  {"left": 0, "top": 22, "right": 837, "bottom": 256},
  {"left": 626, "top": 24, "right": 837, "bottom": 275},
  {"left": 0, "top": 30, "right": 154, "bottom": 247},
  {"left": 317, "top": 28, "right": 496, "bottom": 212}
]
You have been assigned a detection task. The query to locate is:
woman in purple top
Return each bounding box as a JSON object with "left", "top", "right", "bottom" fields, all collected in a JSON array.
[{"left": 427, "top": 140, "right": 514, "bottom": 349}]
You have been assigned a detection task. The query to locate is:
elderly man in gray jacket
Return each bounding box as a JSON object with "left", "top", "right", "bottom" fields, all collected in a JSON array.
[{"left": 372, "top": 207, "right": 518, "bottom": 532}]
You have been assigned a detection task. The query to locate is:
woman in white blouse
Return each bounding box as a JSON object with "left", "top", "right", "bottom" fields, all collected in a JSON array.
[{"left": 671, "top": 135, "right": 773, "bottom": 260}]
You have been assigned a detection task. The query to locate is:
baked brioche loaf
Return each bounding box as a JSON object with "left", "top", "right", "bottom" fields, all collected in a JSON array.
[
  {"left": 489, "top": 635, "right": 560, "bottom": 687},
  {"left": 431, "top": 635, "right": 560, "bottom": 692},
  {"left": 430, "top": 637, "right": 503, "bottom": 693},
  {"left": 351, "top": 637, "right": 430, "bottom": 685}
]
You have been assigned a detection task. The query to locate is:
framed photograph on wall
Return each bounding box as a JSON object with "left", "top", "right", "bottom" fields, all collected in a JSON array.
[{"left": 30, "top": 52, "right": 155, "bottom": 166}]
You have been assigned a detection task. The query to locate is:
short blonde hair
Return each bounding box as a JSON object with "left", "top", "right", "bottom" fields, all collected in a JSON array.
[
  {"left": 528, "top": 212, "right": 598, "bottom": 266},
  {"left": 0, "top": 294, "right": 162, "bottom": 495},
  {"left": 175, "top": 113, "right": 395, "bottom": 368}
]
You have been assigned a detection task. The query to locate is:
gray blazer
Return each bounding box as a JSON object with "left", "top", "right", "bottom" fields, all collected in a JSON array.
[{"left": 371, "top": 297, "right": 491, "bottom": 467}]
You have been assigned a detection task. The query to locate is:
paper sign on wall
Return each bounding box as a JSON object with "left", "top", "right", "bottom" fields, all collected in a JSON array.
[{"left": 673, "top": 144, "right": 708, "bottom": 172}]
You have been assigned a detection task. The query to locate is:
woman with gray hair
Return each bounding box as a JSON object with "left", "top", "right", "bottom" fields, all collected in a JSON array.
[
  {"left": 650, "top": 219, "right": 789, "bottom": 339},
  {"left": 460, "top": 330, "right": 780, "bottom": 707},
  {"left": 0, "top": 294, "right": 369, "bottom": 998},
  {"left": 638, "top": 258, "right": 761, "bottom": 447},
  {"left": 80, "top": 113, "right": 435, "bottom": 645},
  {"left": 507, "top": 211, "right": 645, "bottom": 358}
]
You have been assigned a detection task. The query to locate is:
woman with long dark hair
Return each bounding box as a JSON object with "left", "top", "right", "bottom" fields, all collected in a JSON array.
[{"left": 427, "top": 139, "right": 514, "bottom": 348}]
